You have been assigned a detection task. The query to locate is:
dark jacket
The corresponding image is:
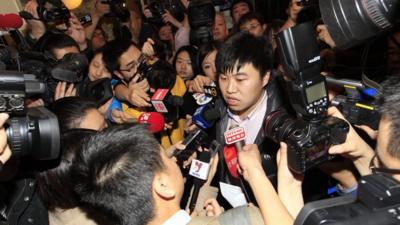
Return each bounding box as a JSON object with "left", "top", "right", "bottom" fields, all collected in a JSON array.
[{"left": 212, "top": 79, "right": 283, "bottom": 205}]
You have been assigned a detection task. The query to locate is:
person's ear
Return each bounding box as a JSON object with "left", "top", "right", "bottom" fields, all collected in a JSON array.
[
  {"left": 262, "top": 71, "right": 270, "bottom": 87},
  {"left": 153, "top": 172, "right": 176, "bottom": 200}
]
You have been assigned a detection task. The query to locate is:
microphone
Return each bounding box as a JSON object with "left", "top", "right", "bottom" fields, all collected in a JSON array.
[
  {"left": 151, "top": 88, "right": 183, "bottom": 113},
  {"left": 222, "top": 125, "right": 246, "bottom": 178},
  {"left": 188, "top": 150, "right": 212, "bottom": 213},
  {"left": 138, "top": 112, "right": 165, "bottom": 133},
  {"left": 0, "top": 14, "right": 23, "bottom": 30},
  {"left": 223, "top": 125, "right": 251, "bottom": 203},
  {"left": 192, "top": 104, "right": 220, "bottom": 129},
  {"left": 224, "top": 124, "right": 246, "bottom": 151}
]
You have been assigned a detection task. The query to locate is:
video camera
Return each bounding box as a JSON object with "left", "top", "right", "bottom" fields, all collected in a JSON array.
[
  {"left": 188, "top": 0, "right": 215, "bottom": 45},
  {"left": 265, "top": 22, "right": 349, "bottom": 174},
  {"left": 0, "top": 71, "right": 60, "bottom": 160},
  {"left": 77, "top": 78, "right": 114, "bottom": 106},
  {"left": 146, "top": 0, "right": 185, "bottom": 25},
  {"left": 327, "top": 77, "right": 381, "bottom": 130},
  {"left": 102, "top": 0, "right": 130, "bottom": 22},
  {"left": 19, "top": 0, "right": 71, "bottom": 26},
  {"left": 295, "top": 173, "right": 400, "bottom": 225}
]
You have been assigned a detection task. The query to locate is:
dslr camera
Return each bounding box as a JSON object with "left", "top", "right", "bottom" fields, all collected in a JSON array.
[
  {"left": 19, "top": 0, "right": 71, "bottom": 26},
  {"left": 265, "top": 22, "right": 349, "bottom": 174},
  {"left": 146, "top": 0, "right": 185, "bottom": 25},
  {"left": 188, "top": 0, "right": 215, "bottom": 45},
  {"left": 295, "top": 173, "right": 400, "bottom": 225},
  {"left": 327, "top": 77, "right": 381, "bottom": 130},
  {"left": 0, "top": 71, "right": 60, "bottom": 160}
]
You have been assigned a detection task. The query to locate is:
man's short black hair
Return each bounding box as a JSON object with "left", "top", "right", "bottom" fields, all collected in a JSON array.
[
  {"left": 230, "top": 0, "right": 253, "bottom": 17},
  {"left": 216, "top": 31, "right": 273, "bottom": 79},
  {"left": 73, "top": 124, "right": 164, "bottom": 225},
  {"left": 49, "top": 97, "right": 99, "bottom": 132},
  {"left": 34, "top": 31, "right": 79, "bottom": 55},
  {"left": 102, "top": 39, "right": 138, "bottom": 74},
  {"left": 238, "top": 12, "right": 266, "bottom": 27},
  {"left": 378, "top": 75, "right": 400, "bottom": 159},
  {"left": 37, "top": 129, "right": 96, "bottom": 210}
]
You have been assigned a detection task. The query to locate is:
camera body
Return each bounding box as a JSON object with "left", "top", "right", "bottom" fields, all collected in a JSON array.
[
  {"left": 332, "top": 95, "right": 380, "bottom": 130},
  {"left": 147, "top": 0, "right": 184, "bottom": 24},
  {"left": 36, "top": 0, "right": 71, "bottom": 25},
  {"left": 269, "top": 22, "right": 349, "bottom": 173},
  {"left": 78, "top": 78, "right": 114, "bottom": 106},
  {"left": 265, "top": 110, "right": 348, "bottom": 173},
  {"left": 0, "top": 71, "right": 60, "bottom": 160},
  {"left": 188, "top": 0, "right": 215, "bottom": 45},
  {"left": 295, "top": 173, "right": 400, "bottom": 225}
]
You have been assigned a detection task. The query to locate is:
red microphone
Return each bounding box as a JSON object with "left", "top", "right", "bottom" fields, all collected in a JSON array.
[
  {"left": 0, "top": 14, "right": 23, "bottom": 30},
  {"left": 138, "top": 112, "right": 165, "bottom": 133},
  {"left": 223, "top": 125, "right": 247, "bottom": 178}
]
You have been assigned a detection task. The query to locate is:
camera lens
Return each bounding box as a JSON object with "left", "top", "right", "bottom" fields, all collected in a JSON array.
[
  {"left": 6, "top": 107, "right": 60, "bottom": 160},
  {"left": 264, "top": 110, "right": 296, "bottom": 142}
]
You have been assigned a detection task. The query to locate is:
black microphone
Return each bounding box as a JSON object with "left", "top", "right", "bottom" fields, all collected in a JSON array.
[
  {"left": 192, "top": 104, "right": 220, "bottom": 129},
  {"left": 188, "top": 150, "right": 211, "bottom": 213}
]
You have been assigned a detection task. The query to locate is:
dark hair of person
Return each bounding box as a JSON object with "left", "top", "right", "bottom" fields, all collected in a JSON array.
[
  {"left": 238, "top": 12, "right": 266, "bottom": 27},
  {"left": 230, "top": 0, "right": 253, "bottom": 17},
  {"left": 36, "top": 129, "right": 96, "bottom": 210},
  {"left": 378, "top": 75, "right": 400, "bottom": 158},
  {"left": 197, "top": 41, "right": 221, "bottom": 74},
  {"left": 49, "top": 97, "right": 99, "bottom": 132},
  {"left": 146, "top": 59, "right": 177, "bottom": 90},
  {"left": 102, "top": 39, "right": 138, "bottom": 74},
  {"left": 173, "top": 45, "right": 201, "bottom": 77},
  {"left": 73, "top": 124, "right": 164, "bottom": 225},
  {"left": 216, "top": 31, "right": 273, "bottom": 79},
  {"left": 34, "top": 31, "right": 79, "bottom": 55}
]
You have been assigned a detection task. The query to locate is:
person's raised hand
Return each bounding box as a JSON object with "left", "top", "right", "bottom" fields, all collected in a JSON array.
[
  {"left": 327, "top": 106, "right": 375, "bottom": 175},
  {"left": 127, "top": 76, "right": 151, "bottom": 107},
  {"left": 54, "top": 82, "right": 77, "bottom": 101},
  {"left": 22, "top": 0, "right": 46, "bottom": 39}
]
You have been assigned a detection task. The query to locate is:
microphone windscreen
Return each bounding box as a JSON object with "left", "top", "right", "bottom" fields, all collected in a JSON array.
[
  {"left": 203, "top": 107, "right": 220, "bottom": 121},
  {"left": 138, "top": 112, "right": 165, "bottom": 133},
  {"left": 0, "top": 14, "right": 23, "bottom": 30},
  {"left": 168, "top": 96, "right": 184, "bottom": 107}
]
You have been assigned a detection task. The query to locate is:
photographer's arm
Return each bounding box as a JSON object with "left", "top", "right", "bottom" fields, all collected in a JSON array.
[
  {"left": 0, "top": 113, "right": 11, "bottom": 168},
  {"left": 277, "top": 143, "right": 304, "bottom": 219},
  {"left": 114, "top": 78, "right": 151, "bottom": 108},
  {"left": 327, "top": 107, "right": 375, "bottom": 176},
  {"left": 22, "top": 0, "right": 46, "bottom": 40},
  {"left": 238, "top": 144, "right": 294, "bottom": 225},
  {"left": 85, "top": 0, "right": 110, "bottom": 39}
]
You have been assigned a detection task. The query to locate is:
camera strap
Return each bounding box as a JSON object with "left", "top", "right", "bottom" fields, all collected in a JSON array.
[{"left": 360, "top": 44, "right": 383, "bottom": 97}]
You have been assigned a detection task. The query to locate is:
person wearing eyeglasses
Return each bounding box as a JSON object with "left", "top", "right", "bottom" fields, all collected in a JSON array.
[{"left": 102, "top": 38, "right": 154, "bottom": 108}]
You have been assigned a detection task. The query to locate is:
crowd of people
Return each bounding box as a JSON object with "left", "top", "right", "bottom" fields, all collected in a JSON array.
[{"left": 0, "top": 0, "right": 400, "bottom": 225}]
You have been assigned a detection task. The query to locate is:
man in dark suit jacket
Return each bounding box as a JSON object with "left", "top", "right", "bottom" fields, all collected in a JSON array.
[{"left": 210, "top": 32, "right": 283, "bottom": 207}]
